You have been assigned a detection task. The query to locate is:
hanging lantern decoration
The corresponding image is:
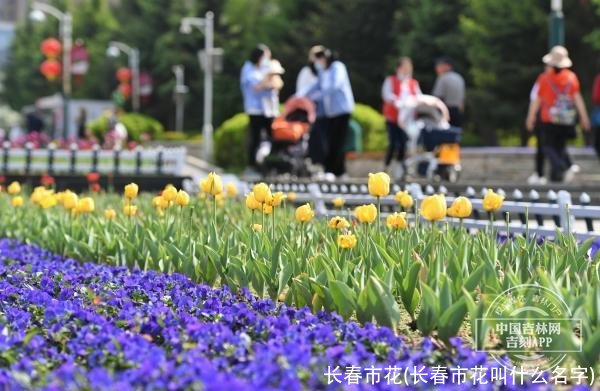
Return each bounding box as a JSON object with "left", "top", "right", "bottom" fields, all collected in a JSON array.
[
  {"left": 40, "top": 59, "right": 62, "bottom": 81},
  {"left": 119, "top": 83, "right": 132, "bottom": 99},
  {"left": 71, "top": 40, "right": 89, "bottom": 84},
  {"left": 40, "top": 38, "right": 62, "bottom": 59},
  {"left": 116, "top": 67, "right": 132, "bottom": 83}
]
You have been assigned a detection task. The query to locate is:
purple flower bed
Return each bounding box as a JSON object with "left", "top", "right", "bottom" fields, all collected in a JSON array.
[{"left": 0, "top": 240, "right": 583, "bottom": 390}]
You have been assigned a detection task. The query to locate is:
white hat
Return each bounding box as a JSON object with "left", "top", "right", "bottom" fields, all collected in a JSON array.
[
  {"left": 268, "top": 59, "right": 285, "bottom": 75},
  {"left": 542, "top": 45, "right": 572, "bottom": 68}
]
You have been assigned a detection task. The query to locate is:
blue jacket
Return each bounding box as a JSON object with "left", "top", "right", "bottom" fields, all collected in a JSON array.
[
  {"left": 240, "top": 61, "right": 265, "bottom": 115},
  {"left": 320, "top": 61, "right": 355, "bottom": 117}
]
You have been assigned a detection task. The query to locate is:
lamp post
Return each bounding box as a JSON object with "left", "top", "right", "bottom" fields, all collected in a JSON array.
[
  {"left": 30, "top": 2, "right": 72, "bottom": 140},
  {"left": 107, "top": 41, "right": 140, "bottom": 112},
  {"left": 549, "top": 0, "right": 564, "bottom": 48},
  {"left": 172, "top": 65, "right": 188, "bottom": 132},
  {"left": 180, "top": 11, "right": 222, "bottom": 162}
]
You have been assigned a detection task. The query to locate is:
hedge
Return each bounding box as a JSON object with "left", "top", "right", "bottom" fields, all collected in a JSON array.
[{"left": 87, "top": 112, "right": 164, "bottom": 142}]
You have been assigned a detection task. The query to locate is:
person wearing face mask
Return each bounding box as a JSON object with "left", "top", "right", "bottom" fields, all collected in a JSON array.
[
  {"left": 295, "top": 45, "right": 328, "bottom": 173},
  {"left": 310, "top": 48, "right": 355, "bottom": 178},
  {"left": 381, "top": 57, "right": 422, "bottom": 178},
  {"left": 240, "top": 44, "right": 277, "bottom": 172}
]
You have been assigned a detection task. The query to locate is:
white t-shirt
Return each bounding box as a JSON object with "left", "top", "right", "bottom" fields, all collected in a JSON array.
[{"left": 296, "top": 66, "right": 318, "bottom": 96}]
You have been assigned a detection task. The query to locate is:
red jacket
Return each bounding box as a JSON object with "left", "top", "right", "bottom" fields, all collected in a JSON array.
[{"left": 382, "top": 75, "right": 419, "bottom": 123}]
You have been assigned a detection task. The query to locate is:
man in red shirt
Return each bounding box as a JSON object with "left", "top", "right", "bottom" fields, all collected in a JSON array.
[{"left": 526, "top": 46, "right": 590, "bottom": 182}]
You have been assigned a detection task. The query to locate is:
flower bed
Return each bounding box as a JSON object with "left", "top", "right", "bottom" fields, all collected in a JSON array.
[{"left": 0, "top": 240, "right": 549, "bottom": 390}]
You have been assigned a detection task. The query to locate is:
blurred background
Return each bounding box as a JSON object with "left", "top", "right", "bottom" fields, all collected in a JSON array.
[{"left": 1, "top": 0, "right": 600, "bottom": 161}]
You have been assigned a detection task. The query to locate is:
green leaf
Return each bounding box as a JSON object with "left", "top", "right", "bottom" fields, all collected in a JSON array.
[{"left": 329, "top": 280, "right": 357, "bottom": 319}]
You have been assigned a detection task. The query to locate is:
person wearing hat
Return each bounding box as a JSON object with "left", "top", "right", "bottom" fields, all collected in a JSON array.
[
  {"left": 526, "top": 45, "right": 590, "bottom": 182},
  {"left": 432, "top": 56, "right": 465, "bottom": 127}
]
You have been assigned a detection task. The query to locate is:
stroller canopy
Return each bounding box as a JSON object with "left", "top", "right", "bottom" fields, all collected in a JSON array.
[{"left": 282, "top": 97, "right": 316, "bottom": 124}]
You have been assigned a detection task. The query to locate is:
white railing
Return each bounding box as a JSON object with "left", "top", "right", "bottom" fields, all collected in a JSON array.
[{"left": 0, "top": 143, "right": 187, "bottom": 176}]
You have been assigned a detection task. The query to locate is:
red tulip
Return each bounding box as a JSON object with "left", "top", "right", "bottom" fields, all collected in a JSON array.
[{"left": 86, "top": 172, "right": 100, "bottom": 183}]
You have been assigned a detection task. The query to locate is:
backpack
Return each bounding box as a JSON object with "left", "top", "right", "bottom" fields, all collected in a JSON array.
[{"left": 548, "top": 79, "right": 576, "bottom": 126}]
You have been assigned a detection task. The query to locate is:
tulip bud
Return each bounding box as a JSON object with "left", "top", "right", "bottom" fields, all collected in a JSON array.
[
  {"left": 200, "top": 172, "right": 223, "bottom": 196},
  {"left": 11, "top": 196, "right": 24, "bottom": 208},
  {"left": 123, "top": 205, "right": 138, "bottom": 217},
  {"left": 337, "top": 233, "right": 357, "bottom": 249},
  {"left": 332, "top": 197, "right": 345, "bottom": 208},
  {"left": 420, "top": 194, "right": 447, "bottom": 221},
  {"left": 7, "top": 181, "right": 21, "bottom": 195},
  {"left": 295, "top": 203, "right": 314, "bottom": 223},
  {"left": 386, "top": 212, "right": 408, "bottom": 229},
  {"left": 449, "top": 196, "right": 472, "bottom": 218},
  {"left": 252, "top": 183, "right": 271, "bottom": 203},
  {"left": 124, "top": 183, "right": 139, "bottom": 199},
  {"left": 162, "top": 186, "right": 177, "bottom": 202},
  {"left": 483, "top": 189, "right": 504, "bottom": 212},
  {"left": 328, "top": 216, "right": 350, "bottom": 230},
  {"left": 394, "top": 190, "right": 414, "bottom": 209},
  {"left": 245, "top": 192, "right": 260, "bottom": 210},
  {"left": 368, "top": 172, "right": 391, "bottom": 197},
  {"left": 175, "top": 190, "right": 190, "bottom": 206},
  {"left": 104, "top": 208, "right": 116, "bottom": 219},
  {"left": 354, "top": 204, "right": 377, "bottom": 224}
]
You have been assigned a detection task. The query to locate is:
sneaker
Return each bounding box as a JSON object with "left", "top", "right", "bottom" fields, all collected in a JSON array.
[
  {"left": 538, "top": 176, "right": 547, "bottom": 185},
  {"left": 570, "top": 164, "right": 581, "bottom": 173},
  {"left": 527, "top": 173, "right": 541, "bottom": 185},
  {"left": 563, "top": 165, "right": 578, "bottom": 183}
]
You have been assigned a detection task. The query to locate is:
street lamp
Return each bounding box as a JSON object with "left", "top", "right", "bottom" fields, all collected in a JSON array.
[
  {"left": 172, "top": 65, "right": 189, "bottom": 132},
  {"left": 30, "top": 1, "right": 72, "bottom": 140},
  {"left": 180, "top": 11, "right": 223, "bottom": 162},
  {"left": 549, "top": 0, "right": 564, "bottom": 48},
  {"left": 107, "top": 41, "right": 140, "bottom": 112}
]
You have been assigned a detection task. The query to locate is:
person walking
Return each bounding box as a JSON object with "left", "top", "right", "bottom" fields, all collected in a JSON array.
[
  {"left": 526, "top": 46, "right": 590, "bottom": 182},
  {"left": 432, "top": 56, "right": 465, "bottom": 127},
  {"left": 240, "top": 44, "right": 278, "bottom": 173},
  {"left": 296, "top": 45, "right": 329, "bottom": 173},
  {"left": 527, "top": 65, "right": 551, "bottom": 185},
  {"left": 381, "top": 57, "right": 421, "bottom": 179},
  {"left": 312, "top": 48, "right": 355, "bottom": 178}
]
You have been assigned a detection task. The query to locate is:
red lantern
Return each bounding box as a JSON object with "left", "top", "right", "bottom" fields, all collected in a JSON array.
[
  {"left": 40, "top": 38, "right": 62, "bottom": 59},
  {"left": 116, "top": 67, "right": 132, "bottom": 83},
  {"left": 40, "top": 59, "right": 62, "bottom": 81},
  {"left": 119, "top": 83, "right": 132, "bottom": 98}
]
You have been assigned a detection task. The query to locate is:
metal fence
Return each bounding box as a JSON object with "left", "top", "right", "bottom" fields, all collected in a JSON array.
[
  {"left": 0, "top": 142, "right": 187, "bottom": 176},
  {"left": 242, "top": 180, "right": 600, "bottom": 241}
]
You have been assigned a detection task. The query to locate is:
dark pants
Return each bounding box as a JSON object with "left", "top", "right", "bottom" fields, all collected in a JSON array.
[
  {"left": 594, "top": 126, "right": 600, "bottom": 160},
  {"left": 308, "top": 117, "right": 328, "bottom": 166},
  {"left": 534, "top": 125, "right": 545, "bottom": 177},
  {"left": 325, "top": 114, "right": 351, "bottom": 176},
  {"left": 384, "top": 121, "right": 408, "bottom": 167},
  {"left": 448, "top": 106, "right": 463, "bottom": 128},
  {"left": 539, "top": 123, "right": 573, "bottom": 182},
  {"left": 247, "top": 115, "right": 273, "bottom": 167}
]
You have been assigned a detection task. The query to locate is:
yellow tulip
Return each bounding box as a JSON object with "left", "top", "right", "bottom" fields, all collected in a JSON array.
[
  {"left": 175, "top": 190, "right": 190, "bottom": 206},
  {"left": 226, "top": 183, "right": 238, "bottom": 198},
  {"left": 252, "top": 223, "right": 262, "bottom": 232},
  {"left": 449, "top": 196, "right": 472, "bottom": 218},
  {"left": 337, "top": 233, "right": 357, "bottom": 249},
  {"left": 62, "top": 191, "right": 79, "bottom": 210},
  {"left": 287, "top": 192, "right": 297, "bottom": 202},
  {"left": 262, "top": 203, "right": 273, "bottom": 215},
  {"left": 252, "top": 182, "right": 270, "bottom": 203},
  {"left": 368, "top": 172, "right": 391, "bottom": 197},
  {"left": 124, "top": 183, "right": 139, "bottom": 199},
  {"left": 386, "top": 212, "right": 408, "bottom": 229},
  {"left": 7, "top": 181, "right": 21, "bottom": 195},
  {"left": 332, "top": 197, "right": 345, "bottom": 208},
  {"left": 354, "top": 204, "right": 377, "bottom": 224},
  {"left": 152, "top": 196, "right": 162, "bottom": 207},
  {"left": 39, "top": 195, "right": 57, "bottom": 209},
  {"left": 200, "top": 172, "right": 223, "bottom": 196},
  {"left": 123, "top": 205, "right": 137, "bottom": 217},
  {"left": 328, "top": 216, "right": 350, "bottom": 230},
  {"left": 270, "top": 192, "right": 286, "bottom": 207},
  {"left": 104, "top": 208, "right": 116, "bottom": 219},
  {"left": 483, "top": 189, "right": 504, "bottom": 212},
  {"left": 395, "top": 191, "right": 414, "bottom": 210},
  {"left": 245, "top": 192, "right": 261, "bottom": 210},
  {"left": 420, "top": 194, "right": 447, "bottom": 221},
  {"left": 162, "top": 186, "right": 177, "bottom": 202},
  {"left": 31, "top": 188, "right": 49, "bottom": 204},
  {"left": 295, "top": 203, "right": 314, "bottom": 223},
  {"left": 11, "top": 196, "right": 24, "bottom": 208},
  {"left": 76, "top": 197, "right": 95, "bottom": 214}
]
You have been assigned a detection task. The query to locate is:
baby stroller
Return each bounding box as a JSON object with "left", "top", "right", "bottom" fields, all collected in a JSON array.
[
  {"left": 260, "top": 97, "right": 316, "bottom": 177},
  {"left": 400, "top": 95, "right": 461, "bottom": 182}
]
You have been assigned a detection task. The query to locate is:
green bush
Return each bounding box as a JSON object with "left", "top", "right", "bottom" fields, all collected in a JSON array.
[
  {"left": 352, "top": 103, "right": 387, "bottom": 152},
  {"left": 87, "top": 112, "right": 164, "bottom": 142},
  {"left": 214, "top": 113, "right": 249, "bottom": 170}
]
